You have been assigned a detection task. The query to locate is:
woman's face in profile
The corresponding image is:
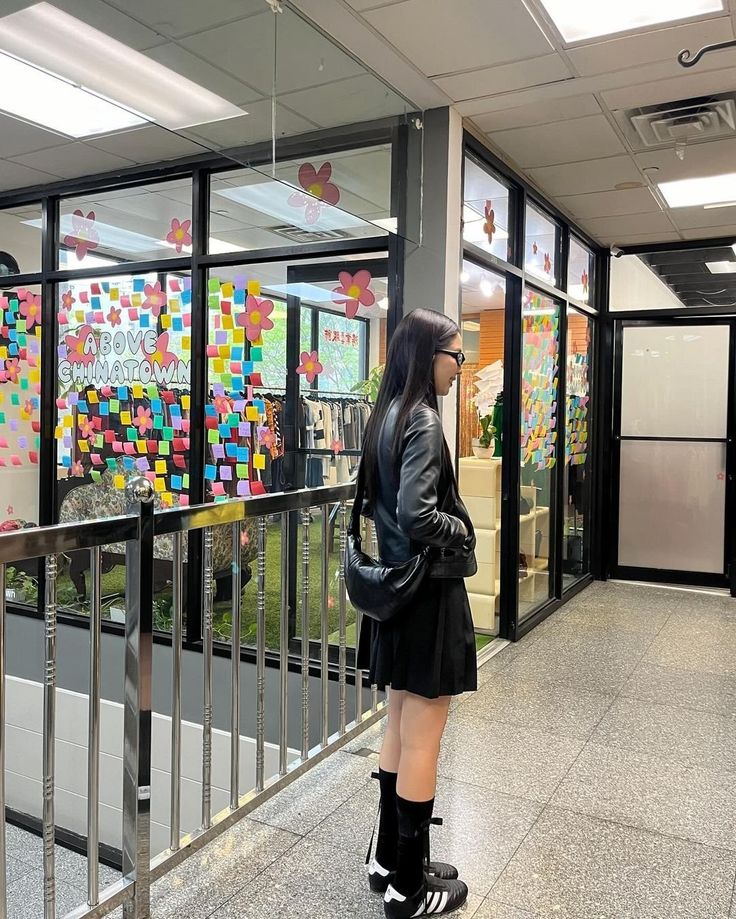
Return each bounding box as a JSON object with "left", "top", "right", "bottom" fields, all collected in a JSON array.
[{"left": 433, "top": 333, "right": 463, "bottom": 397}]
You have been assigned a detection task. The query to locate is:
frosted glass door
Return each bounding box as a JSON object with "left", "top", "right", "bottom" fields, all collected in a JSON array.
[{"left": 617, "top": 324, "right": 730, "bottom": 575}]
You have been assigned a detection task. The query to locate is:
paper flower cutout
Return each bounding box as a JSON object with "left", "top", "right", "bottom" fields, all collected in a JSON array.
[
  {"left": 78, "top": 416, "right": 96, "bottom": 440},
  {"left": 64, "top": 326, "right": 96, "bottom": 366},
  {"left": 332, "top": 270, "right": 375, "bottom": 320},
  {"left": 63, "top": 210, "right": 99, "bottom": 261},
  {"left": 288, "top": 162, "right": 341, "bottom": 225},
  {"left": 259, "top": 428, "right": 276, "bottom": 450},
  {"left": 213, "top": 395, "right": 232, "bottom": 415},
  {"left": 581, "top": 269, "right": 589, "bottom": 295},
  {"left": 107, "top": 306, "right": 122, "bottom": 327},
  {"left": 296, "top": 350, "right": 323, "bottom": 384},
  {"left": 3, "top": 358, "right": 20, "bottom": 384},
  {"left": 141, "top": 281, "right": 167, "bottom": 318},
  {"left": 61, "top": 289, "right": 76, "bottom": 310},
  {"left": 71, "top": 461, "right": 84, "bottom": 477},
  {"left": 22, "top": 399, "right": 34, "bottom": 418},
  {"left": 544, "top": 253, "right": 552, "bottom": 275},
  {"left": 150, "top": 332, "right": 177, "bottom": 368},
  {"left": 18, "top": 289, "right": 40, "bottom": 330},
  {"left": 237, "top": 295, "right": 274, "bottom": 343},
  {"left": 483, "top": 200, "right": 496, "bottom": 244},
  {"left": 532, "top": 242, "right": 538, "bottom": 255},
  {"left": 135, "top": 406, "right": 153, "bottom": 435},
  {"left": 331, "top": 439, "right": 343, "bottom": 455},
  {"left": 166, "top": 218, "right": 192, "bottom": 254}
]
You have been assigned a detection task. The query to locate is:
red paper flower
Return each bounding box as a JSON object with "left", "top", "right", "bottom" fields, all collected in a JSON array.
[
  {"left": 166, "top": 218, "right": 192, "bottom": 254},
  {"left": 135, "top": 406, "right": 153, "bottom": 435},
  {"left": 18, "top": 289, "right": 41, "bottom": 330},
  {"left": 296, "top": 350, "right": 323, "bottom": 384},
  {"left": 288, "top": 162, "right": 341, "bottom": 225},
  {"left": 237, "top": 295, "right": 275, "bottom": 343},
  {"left": 332, "top": 270, "right": 375, "bottom": 320},
  {"left": 150, "top": 332, "right": 177, "bottom": 368},
  {"left": 4, "top": 359, "right": 20, "bottom": 384},
  {"left": 581, "top": 269, "right": 589, "bottom": 294},
  {"left": 142, "top": 281, "right": 167, "bottom": 318},
  {"left": 63, "top": 210, "right": 99, "bottom": 261},
  {"left": 64, "top": 325, "right": 96, "bottom": 366},
  {"left": 61, "top": 289, "right": 76, "bottom": 311},
  {"left": 483, "top": 200, "right": 496, "bottom": 244},
  {"left": 78, "top": 416, "right": 96, "bottom": 440},
  {"left": 107, "top": 306, "right": 122, "bottom": 327},
  {"left": 544, "top": 252, "right": 552, "bottom": 275},
  {"left": 213, "top": 395, "right": 232, "bottom": 415}
]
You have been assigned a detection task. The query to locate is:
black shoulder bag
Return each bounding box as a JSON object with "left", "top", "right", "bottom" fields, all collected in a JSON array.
[{"left": 344, "top": 461, "right": 429, "bottom": 623}]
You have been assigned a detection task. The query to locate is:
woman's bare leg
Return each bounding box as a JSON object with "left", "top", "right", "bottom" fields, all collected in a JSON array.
[
  {"left": 396, "top": 692, "right": 450, "bottom": 801},
  {"left": 379, "top": 687, "right": 405, "bottom": 773}
]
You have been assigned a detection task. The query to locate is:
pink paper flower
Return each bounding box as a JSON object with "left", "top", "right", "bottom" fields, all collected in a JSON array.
[
  {"left": 288, "top": 162, "right": 341, "bottom": 225},
  {"left": 4, "top": 359, "right": 20, "bottom": 384},
  {"left": 78, "top": 416, "right": 96, "bottom": 440},
  {"left": 544, "top": 252, "right": 552, "bottom": 275},
  {"left": 135, "top": 406, "right": 153, "bottom": 435},
  {"left": 259, "top": 428, "right": 276, "bottom": 450},
  {"left": 581, "top": 269, "right": 589, "bottom": 295},
  {"left": 63, "top": 210, "right": 99, "bottom": 261},
  {"left": 150, "top": 332, "right": 177, "bottom": 368},
  {"left": 296, "top": 350, "right": 323, "bottom": 384},
  {"left": 483, "top": 201, "right": 496, "bottom": 244},
  {"left": 61, "top": 289, "right": 76, "bottom": 310},
  {"left": 64, "top": 325, "right": 96, "bottom": 366},
  {"left": 214, "top": 395, "right": 232, "bottom": 415},
  {"left": 71, "top": 461, "right": 84, "bottom": 477},
  {"left": 22, "top": 399, "right": 34, "bottom": 418},
  {"left": 142, "top": 281, "right": 167, "bottom": 318},
  {"left": 237, "top": 295, "right": 274, "bottom": 343},
  {"left": 166, "top": 218, "right": 192, "bottom": 254},
  {"left": 18, "top": 289, "right": 41, "bottom": 330},
  {"left": 107, "top": 306, "right": 122, "bottom": 327},
  {"left": 332, "top": 270, "right": 375, "bottom": 320},
  {"left": 331, "top": 439, "right": 343, "bottom": 455}
]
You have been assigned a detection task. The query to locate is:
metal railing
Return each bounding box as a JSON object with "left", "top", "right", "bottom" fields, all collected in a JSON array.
[{"left": 0, "top": 478, "right": 384, "bottom": 919}]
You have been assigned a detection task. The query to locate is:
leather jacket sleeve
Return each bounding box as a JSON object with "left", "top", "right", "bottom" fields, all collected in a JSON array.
[{"left": 396, "top": 407, "right": 467, "bottom": 548}]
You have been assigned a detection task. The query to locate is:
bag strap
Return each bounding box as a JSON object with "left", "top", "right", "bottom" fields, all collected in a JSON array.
[{"left": 348, "top": 457, "right": 366, "bottom": 539}]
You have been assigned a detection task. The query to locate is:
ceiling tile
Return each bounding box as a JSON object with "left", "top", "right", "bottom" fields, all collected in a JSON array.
[
  {"left": 680, "top": 225, "right": 736, "bottom": 240},
  {"left": 106, "top": 0, "right": 265, "bottom": 40},
  {"left": 344, "top": 0, "right": 404, "bottom": 9},
  {"left": 185, "top": 102, "right": 318, "bottom": 150},
  {"left": 472, "top": 95, "right": 601, "bottom": 132},
  {"left": 278, "top": 74, "right": 409, "bottom": 129},
  {"left": 0, "top": 114, "right": 68, "bottom": 159},
  {"left": 434, "top": 55, "right": 571, "bottom": 102},
  {"left": 580, "top": 211, "right": 676, "bottom": 242},
  {"left": 610, "top": 231, "right": 682, "bottom": 245},
  {"left": 635, "top": 137, "right": 736, "bottom": 183},
  {"left": 527, "top": 156, "right": 644, "bottom": 196},
  {"left": 182, "top": 10, "right": 364, "bottom": 98},
  {"left": 0, "top": 159, "right": 59, "bottom": 193},
  {"left": 669, "top": 205, "right": 736, "bottom": 230},
  {"left": 89, "top": 126, "right": 211, "bottom": 163},
  {"left": 149, "top": 43, "right": 263, "bottom": 105},
  {"left": 489, "top": 114, "right": 625, "bottom": 168},
  {"left": 363, "top": 0, "right": 553, "bottom": 77},
  {"left": 10, "top": 144, "right": 136, "bottom": 181},
  {"left": 602, "top": 65, "right": 736, "bottom": 111},
  {"left": 556, "top": 187, "right": 661, "bottom": 219},
  {"left": 566, "top": 17, "right": 733, "bottom": 78},
  {"left": 53, "top": 0, "right": 165, "bottom": 50}
]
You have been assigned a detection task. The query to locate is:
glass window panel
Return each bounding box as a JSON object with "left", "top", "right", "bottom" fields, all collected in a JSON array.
[
  {"left": 621, "top": 325, "right": 729, "bottom": 439},
  {"left": 618, "top": 440, "right": 726, "bottom": 573},
  {"left": 568, "top": 237, "right": 594, "bottom": 305},
  {"left": 458, "top": 260, "right": 506, "bottom": 637},
  {"left": 462, "top": 158, "right": 513, "bottom": 263},
  {"left": 0, "top": 204, "right": 42, "bottom": 276},
  {"left": 563, "top": 308, "right": 592, "bottom": 589},
  {"left": 520, "top": 288, "right": 560, "bottom": 620},
  {"left": 524, "top": 204, "right": 558, "bottom": 287},
  {"left": 609, "top": 253, "right": 687, "bottom": 311},
  {"left": 209, "top": 146, "right": 392, "bottom": 252},
  {"left": 58, "top": 180, "right": 193, "bottom": 268},
  {"left": 0, "top": 285, "right": 41, "bottom": 533}
]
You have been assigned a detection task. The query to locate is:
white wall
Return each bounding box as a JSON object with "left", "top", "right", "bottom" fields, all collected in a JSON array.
[
  {"left": 609, "top": 254, "right": 685, "bottom": 311},
  {"left": 5, "top": 677, "right": 299, "bottom": 859}
]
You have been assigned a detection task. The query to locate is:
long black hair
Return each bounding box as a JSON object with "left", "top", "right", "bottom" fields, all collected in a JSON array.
[{"left": 360, "top": 308, "right": 460, "bottom": 500}]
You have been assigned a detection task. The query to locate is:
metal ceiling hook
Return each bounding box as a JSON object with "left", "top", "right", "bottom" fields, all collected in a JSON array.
[{"left": 678, "top": 39, "right": 736, "bottom": 68}]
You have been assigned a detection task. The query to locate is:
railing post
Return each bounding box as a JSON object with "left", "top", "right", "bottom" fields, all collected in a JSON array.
[
  {"left": 122, "top": 477, "right": 155, "bottom": 919},
  {"left": 201, "top": 527, "right": 214, "bottom": 830},
  {"left": 255, "top": 517, "right": 267, "bottom": 793},
  {"left": 0, "top": 564, "right": 6, "bottom": 919},
  {"left": 300, "top": 508, "right": 311, "bottom": 761},
  {"left": 320, "top": 506, "right": 330, "bottom": 748},
  {"left": 87, "top": 546, "right": 102, "bottom": 907},
  {"left": 338, "top": 502, "right": 347, "bottom": 735},
  {"left": 43, "top": 553, "right": 58, "bottom": 919}
]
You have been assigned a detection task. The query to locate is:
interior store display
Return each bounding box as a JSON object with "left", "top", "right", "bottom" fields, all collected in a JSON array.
[
  {"left": 301, "top": 393, "right": 371, "bottom": 487},
  {"left": 458, "top": 456, "right": 501, "bottom": 632},
  {"left": 471, "top": 361, "right": 503, "bottom": 458}
]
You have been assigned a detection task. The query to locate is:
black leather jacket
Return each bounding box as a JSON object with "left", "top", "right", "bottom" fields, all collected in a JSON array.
[{"left": 362, "top": 399, "right": 477, "bottom": 579}]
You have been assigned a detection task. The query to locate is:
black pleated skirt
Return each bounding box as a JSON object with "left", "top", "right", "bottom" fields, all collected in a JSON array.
[{"left": 356, "top": 575, "right": 478, "bottom": 699}]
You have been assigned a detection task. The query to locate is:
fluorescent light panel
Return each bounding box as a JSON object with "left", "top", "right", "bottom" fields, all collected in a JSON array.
[
  {"left": 0, "top": 52, "right": 144, "bottom": 137},
  {"left": 706, "top": 261, "right": 736, "bottom": 274},
  {"left": 0, "top": 2, "right": 244, "bottom": 130},
  {"left": 659, "top": 172, "right": 736, "bottom": 208},
  {"left": 539, "top": 0, "right": 723, "bottom": 43}
]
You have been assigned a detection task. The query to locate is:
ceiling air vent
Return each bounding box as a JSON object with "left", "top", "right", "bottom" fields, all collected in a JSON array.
[
  {"left": 270, "top": 225, "right": 352, "bottom": 244},
  {"left": 621, "top": 94, "right": 736, "bottom": 149}
]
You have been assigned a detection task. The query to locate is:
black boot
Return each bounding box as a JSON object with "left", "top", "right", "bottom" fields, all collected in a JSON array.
[
  {"left": 383, "top": 796, "right": 468, "bottom": 918},
  {"left": 367, "top": 773, "right": 459, "bottom": 893}
]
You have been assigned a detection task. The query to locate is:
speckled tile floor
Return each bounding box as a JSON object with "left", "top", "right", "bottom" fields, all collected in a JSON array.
[{"left": 8, "top": 582, "right": 736, "bottom": 918}]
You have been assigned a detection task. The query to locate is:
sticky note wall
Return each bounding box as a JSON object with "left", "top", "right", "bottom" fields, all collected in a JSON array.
[{"left": 521, "top": 293, "right": 559, "bottom": 472}]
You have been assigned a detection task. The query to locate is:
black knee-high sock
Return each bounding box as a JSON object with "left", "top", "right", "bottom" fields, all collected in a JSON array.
[
  {"left": 375, "top": 769, "right": 399, "bottom": 870},
  {"left": 395, "top": 795, "right": 434, "bottom": 896}
]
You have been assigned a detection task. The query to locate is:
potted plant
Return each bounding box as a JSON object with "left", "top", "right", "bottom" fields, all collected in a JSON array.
[
  {"left": 352, "top": 364, "right": 384, "bottom": 402},
  {"left": 473, "top": 415, "right": 496, "bottom": 458}
]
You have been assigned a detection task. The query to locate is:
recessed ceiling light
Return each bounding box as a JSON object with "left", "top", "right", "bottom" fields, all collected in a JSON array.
[
  {"left": 0, "top": 2, "right": 244, "bottom": 130},
  {"left": 0, "top": 52, "right": 145, "bottom": 137},
  {"left": 539, "top": 0, "right": 724, "bottom": 43},
  {"left": 658, "top": 172, "right": 736, "bottom": 208},
  {"left": 706, "top": 261, "right": 736, "bottom": 274}
]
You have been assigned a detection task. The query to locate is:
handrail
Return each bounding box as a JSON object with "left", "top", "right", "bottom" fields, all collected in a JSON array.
[{"left": 0, "top": 515, "right": 138, "bottom": 564}]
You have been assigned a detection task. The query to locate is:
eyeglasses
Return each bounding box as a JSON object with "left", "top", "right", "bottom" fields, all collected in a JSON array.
[{"left": 435, "top": 349, "right": 466, "bottom": 367}]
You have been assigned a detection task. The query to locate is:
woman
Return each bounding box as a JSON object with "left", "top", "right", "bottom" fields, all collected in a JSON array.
[{"left": 356, "top": 308, "right": 477, "bottom": 918}]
